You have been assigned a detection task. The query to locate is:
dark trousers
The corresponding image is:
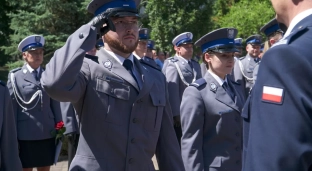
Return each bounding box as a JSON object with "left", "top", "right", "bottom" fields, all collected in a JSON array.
[
  {"left": 174, "top": 125, "right": 182, "bottom": 148},
  {"left": 67, "top": 134, "right": 79, "bottom": 169}
]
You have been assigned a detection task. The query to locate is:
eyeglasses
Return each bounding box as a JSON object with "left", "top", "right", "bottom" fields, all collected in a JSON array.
[{"left": 113, "top": 20, "right": 142, "bottom": 30}]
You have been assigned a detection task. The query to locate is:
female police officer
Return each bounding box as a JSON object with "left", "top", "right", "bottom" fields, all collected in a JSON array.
[
  {"left": 180, "top": 28, "right": 245, "bottom": 171},
  {"left": 7, "top": 35, "right": 62, "bottom": 171}
]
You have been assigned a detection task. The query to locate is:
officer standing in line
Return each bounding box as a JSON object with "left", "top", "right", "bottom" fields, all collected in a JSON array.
[
  {"left": 134, "top": 28, "right": 161, "bottom": 70},
  {"left": 7, "top": 35, "right": 62, "bottom": 171},
  {"left": 234, "top": 38, "right": 243, "bottom": 59},
  {"left": 253, "top": 18, "right": 284, "bottom": 84},
  {"left": 162, "top": 32, "right": 202, "bottom": 146},
  {"left": 232, "top": 35, "right": 262, "bottom": 98},
  {"left": 0, "top": 80, "right": 23, "bottom": 171},
  {"left": 40, "top": 0, "right": 185, "bottom": 170},
  {"left": 181, "top": 28, "right": 244, "bottom": 171},
  {"left": 243, "top": 0, "right": 312, "bottom": 170}
]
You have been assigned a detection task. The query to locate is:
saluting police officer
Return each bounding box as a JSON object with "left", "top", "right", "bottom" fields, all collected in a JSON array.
[
  {"left": 162, "top": 32, "right": 202, "bottom": 146},
  {"left": 243, "top": 0, "right": 312, "bottom": 170},
  {"left": 0, "top": 80, "right": 22, "bottom": 171},
  {"left": 181, "top": 28, "right": 244, "bottom": 171},
  {"left": 7, "top": 35, "right": 62, "bottom": 171},
  {"left": 41, "top": 0, "right": 184, "bottom": 170},
  {"left": 253, "top": 18, "right": 284, "bottom": 83},
  {"left": 232, "top": 34, "right": 262, "bottom": 98}
]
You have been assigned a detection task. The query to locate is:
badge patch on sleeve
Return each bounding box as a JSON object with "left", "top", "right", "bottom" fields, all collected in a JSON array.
[{"left": 262, "top": 86, "right": 284, "bottom": 104}]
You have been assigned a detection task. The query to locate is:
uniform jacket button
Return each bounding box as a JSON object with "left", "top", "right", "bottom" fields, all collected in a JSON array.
[
  {"left": 79, "top": 33, "right": 84, "bottom": 39},
  {"left": 132, "top": 118, "right": 138, "bottom": 123}
]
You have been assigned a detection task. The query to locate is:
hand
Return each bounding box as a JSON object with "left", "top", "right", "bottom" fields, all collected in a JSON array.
[
  {"left": 173, "top": 116, "right": 181, "bottom": 127},
  {"left": 88, "top": 12, "right": 116, "bottom": 35}
]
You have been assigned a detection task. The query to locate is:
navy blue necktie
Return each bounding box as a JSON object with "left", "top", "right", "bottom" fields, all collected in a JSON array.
[
  {"left": 222, "top": 82, "right": 235, "bottom": 101},
  {"left": 32, "top": 70, "right": 39, "bottom": 81},
  {"left": 123, "top": 59, "right": 139, "bottom": 85},
  {"left": 188, "top": 60, "right": 193, "bottom": 69}
]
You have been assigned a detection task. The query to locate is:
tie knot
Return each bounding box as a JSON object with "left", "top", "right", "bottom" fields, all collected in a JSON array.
[
  {"left": 123, "top": 59, "right": 133, "bottom": 71},
  {"left": 33, "top": 70, "right": 38, "bottom": 74},
  {"left": 222, "top": 82, "right": 229, "bottom": 89}
]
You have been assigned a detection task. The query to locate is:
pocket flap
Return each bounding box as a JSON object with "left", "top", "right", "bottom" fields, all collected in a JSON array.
[
  {"left": 150, "top": 91, "right": 166, "bottom": 106},
  {"left": 96, "top": 77, "right": 130, "bottom": 100}
]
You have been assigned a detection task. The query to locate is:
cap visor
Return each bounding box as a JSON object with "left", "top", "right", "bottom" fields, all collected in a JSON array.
[
  {"left": 112, "top": 11, "right": 140, "bottom": 18},
  {"left": 217, "top": 47, "right": 240, "bottom": 53}
]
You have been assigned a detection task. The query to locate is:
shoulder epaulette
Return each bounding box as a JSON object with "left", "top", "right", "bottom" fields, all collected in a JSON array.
[
  {"left": 85, "top": 54, "right": 99, "bottom": 63},
  {"left": 0, "top": 80, "right": 5, "bottom": 87},
  {"left": 239, "top": 56, "right": 245, "bottom": 60},
  {"left": 10, "top": 67, "right": 21, "bottom": 73},
  {"left": 169, "top": 57, "right": 178, "bottom": 63},
  {"left": 190, "top": 78, "right": 207, "bottom": 88}
]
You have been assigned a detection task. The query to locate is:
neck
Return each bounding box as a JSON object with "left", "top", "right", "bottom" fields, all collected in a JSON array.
[
  {"left": 133, "top": 51, "right": 143, "bottom": 58},
  {"left": 208, "top": 68, "right": 226, "bottom": 80},
  {"left": 104, "top": 45, "right": 131, "bottom": 58},
  {"left": 179, "top": 55, "right": 191, "bottom": 61},
  {"left": 284, "top": 3, "right": 312, "bottom": 27},
  {"left": 28, "top": 63, "right": 40, "bottom": 70}
]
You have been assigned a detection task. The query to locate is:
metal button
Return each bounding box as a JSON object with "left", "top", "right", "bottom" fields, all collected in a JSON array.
[
  {"left": 79, "top": 33, "right": 84, "bottom": 39},
  {"left": 132, "top": 118, "right": 138, "bottom": 123},
  {"left": 131, "top": 138, "right": 136, "bottom": 143},
  {"left": 129, "top": 158, "right": 134, "bottom": 164}
]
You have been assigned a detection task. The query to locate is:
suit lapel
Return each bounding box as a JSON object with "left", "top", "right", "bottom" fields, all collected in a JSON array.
[
  {"left": 134, "top": 58, "right": 154, "bottom": 100},
  {"left": 206, "top": 73, "right": 240, "bottom": 113},
  {"left": 22, "top": 65, "right": 39, "bottom": 85},
  {"left": 98, "top": 49, "right": 140, "bottom": 91},
  {"left": 178, "top": 58, "right": 193, "bottom": 74}
]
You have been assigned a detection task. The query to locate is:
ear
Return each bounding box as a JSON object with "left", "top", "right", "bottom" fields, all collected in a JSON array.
[
  {"left": 269, "top": 38, "right": 276, "bottom": 46},
  {"left": 22, "top": 52, "right": 27, "bottom": 60},
  {"left": 204, "top": 53, "right": 212, "bottom": 63},
  {"left": 246, "top": 44, "right": 249, "bottom": 51}
]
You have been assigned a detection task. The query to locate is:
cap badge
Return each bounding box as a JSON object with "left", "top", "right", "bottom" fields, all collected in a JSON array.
[
  {"left": 35, "top": 36, "right": 41, "bottom": 43},
  {"left": 228, "top": 29, "right": 235, "bottom": 39},
  {"left": 186, "top": 33, "right": 191, "bottom": 38}
]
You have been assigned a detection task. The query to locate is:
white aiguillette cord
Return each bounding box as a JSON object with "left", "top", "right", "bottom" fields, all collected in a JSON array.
[{"left": 10, "top": 73, "right": 42, "bottom": 111}]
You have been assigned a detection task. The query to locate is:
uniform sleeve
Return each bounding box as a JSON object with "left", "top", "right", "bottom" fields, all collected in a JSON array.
[
  {"left": 163, "top": 62, "right": 181, "bottom": 116},
  {"left": 1, "top": 86, "right": 23, "bottom": 171},
  {"left": 243, "top": 45, "right": 312, "bottom": 171},
  {"left": 155, "top": 81, "right": 185, "bottom": 171},
  {"left": 180, "top": 86, "right": 205, "bottom": 171},
  {"left": 60, "top": 102, "right": 78, "bottom": 134},
  {"left": 41, "top": 24, "right": 97, "bottom": 103},
  {"left": 50, "top": 98, "right": 63, "bottom": 123}
]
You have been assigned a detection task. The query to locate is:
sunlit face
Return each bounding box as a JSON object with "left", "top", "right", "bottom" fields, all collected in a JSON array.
[
  {"left": 23, "top": 48, "right": 44, "bottom": 69},
  {"left": 135, "top": 40, "right": 147, "bottom": 57},
  {"left": 246, "top": 44, "right": 261, "bottom": 58},
  {"left": 145, "top": 49, "right": 153, "bottom": 58},
  {"left": 104, "top": 16, "right": 139, "bottom": 54},
  {"left": 158, "top": 51, "right": 165, "bottom": 61},
  {"left": 178, "top": 43, "right": 193, "bottom": 60},
  {"left": 206, "top": 52, "right": 235, "bottom": 79}
]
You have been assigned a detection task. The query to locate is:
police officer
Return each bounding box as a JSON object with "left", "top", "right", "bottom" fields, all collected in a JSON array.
[
  {"left": 7, "top": 35, "right": 62, "bottom": 171},
  {"left": 162, "top": 32, "right": 202, "bottom": 146},
  {"left": 0, "top": 80, "right": 22, "bottom": 171},
  {"left": 234, "top": 38, "right": 243, "bottom": 59},
  {"left": 232, "top": 34, "right": 262, "bottom": 98},
  {"left": 181, "top": 28, "right": 244, "bottom": 171},
  {"left": 253, "top": 18, "right": 284, "bottom": 84},
  {"left": 134, "top": 28, "right": 160, "bottom": 70},
  {"left": 40, "top": 0, "right": 184, "bottom": 170},
  {"left": 243, "top": 1, "right": 312, "bottom": 170}
]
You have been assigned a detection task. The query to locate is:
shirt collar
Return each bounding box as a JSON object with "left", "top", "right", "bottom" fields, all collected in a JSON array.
[
  {"left": 208, "top": 70, "right": 227, "bottom": 86},
  {"left": 283, "top": 9, "right": 312, "bottom": 38},
  {"left": 104, "top": 48, "right": 134, "bottom": 65},
  {"left": 26, "top": 64, "right": 40, "bottom": 74}
]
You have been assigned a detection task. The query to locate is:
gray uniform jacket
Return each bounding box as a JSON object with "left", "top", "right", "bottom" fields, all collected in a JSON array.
[
  {"left": 60, "top": 102, "right": 79, "bottom": 135},
  {"left": 0, "top": 81, "right": 22, "bottom": 171},
  {"left": 232, "top": 55, "right": 260, "bottom": 98},
  {"left": 162, "top": 56, "right": 202, "bottom": 117},
  {"left": 41, "top": 24, "right": 185, "bottom": 171},
  {"left": 181, "top": 72, "right": 244, "bottom": 171},
  {"left": 7, "top": 66, "right": 62, "bottom": 140}
]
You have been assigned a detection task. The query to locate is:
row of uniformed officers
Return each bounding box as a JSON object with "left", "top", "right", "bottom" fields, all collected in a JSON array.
[{"left": 0, "top": 0, "right": 289, "bottom": 170}]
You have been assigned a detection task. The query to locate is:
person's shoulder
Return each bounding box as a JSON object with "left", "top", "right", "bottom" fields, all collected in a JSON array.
[
  {"left": 190, "top": 78, "right": 207, "bottom": 89},
  {"left": 0, "top": 80, "right": 5, "bottom": 87},
  {"left": 9, "top": 67, "right": 22, "bottom": 73}
]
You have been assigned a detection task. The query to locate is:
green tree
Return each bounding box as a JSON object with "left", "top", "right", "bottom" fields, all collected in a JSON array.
[
  {"left": 143, "top": 0, "right": 214, "bottom": 54},
  {"left": 3, "top": 0, "right": 92, "bottom": 64},
  {"left": 214, "top": 0, "right": 275, "bottom": 39}
]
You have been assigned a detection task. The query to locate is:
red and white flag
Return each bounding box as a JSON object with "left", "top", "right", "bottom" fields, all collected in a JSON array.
[{"left": 262, "top": 86, "right": 284, "bottom": 103}]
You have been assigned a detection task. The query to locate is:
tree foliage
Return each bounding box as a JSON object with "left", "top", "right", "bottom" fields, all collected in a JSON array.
[
  {"left": 143, "top": 0, "right": 214, "bottom": 54},
  {"left": 2, "top": 0, "right": 92, "bottom": 64}
]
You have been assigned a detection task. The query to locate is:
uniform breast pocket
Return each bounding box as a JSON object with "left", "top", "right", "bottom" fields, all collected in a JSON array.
[
  {"left": 144, "top": 90, "right": 166, "bottom": 132},
  {"left": 96, "top": 77, "right": 130, "bottom": 125}
]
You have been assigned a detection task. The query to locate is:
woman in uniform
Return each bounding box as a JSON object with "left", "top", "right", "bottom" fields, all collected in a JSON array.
[
  {"left": 7, "top": 35, "right": 62, "bottom": 171},
  {"left": 180, "top": 28, "right": 245, "bottom": 171}
]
